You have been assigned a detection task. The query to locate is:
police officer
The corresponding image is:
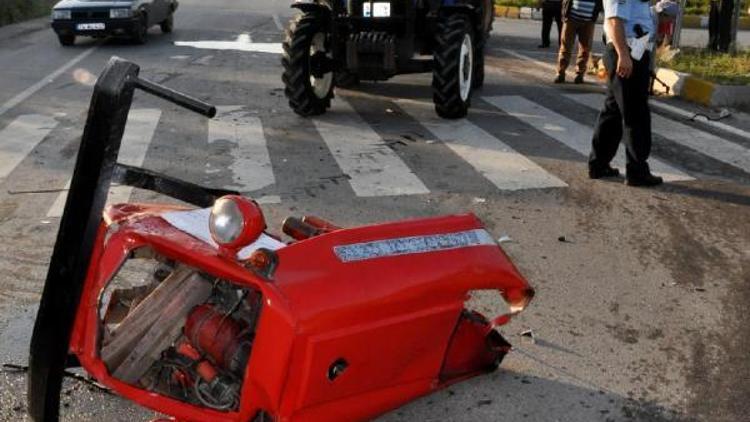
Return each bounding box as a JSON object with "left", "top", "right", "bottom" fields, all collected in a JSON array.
[{"left": 588, "top": 0, "right": 663, "bottom": 186}]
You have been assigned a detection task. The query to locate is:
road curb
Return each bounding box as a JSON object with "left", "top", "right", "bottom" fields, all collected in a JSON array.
[
  {"left": 0, "top": 16, "right": 49, "bottom": 41},
  {"left": 493, "top": 5, "right": 750, "bottom": 29},
  {"left": 654, "top": 68, "right": 750, "bottom": 107}
]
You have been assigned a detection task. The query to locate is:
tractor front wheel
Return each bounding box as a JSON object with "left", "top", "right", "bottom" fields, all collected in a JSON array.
[
  {"left": 282, "top": 13, "right": 334, "bottom": 117},
  {"left": 432, "top": 14, "right": 475, "bottom": 119}
]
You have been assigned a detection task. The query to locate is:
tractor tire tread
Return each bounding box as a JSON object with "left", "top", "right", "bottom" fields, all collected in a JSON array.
[
  {"left": 282, "top": 13, "right": 332, "bottom": 117},
  {"left": 432, "top": 14, "right": 474, "bottom": 119}
]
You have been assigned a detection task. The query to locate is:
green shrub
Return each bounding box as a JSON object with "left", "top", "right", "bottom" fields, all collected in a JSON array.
[
  {"left": 0, "top": 0, "right": 57, "bottom": 27},
  {"left": 659, "top": 47, "right": 750, "bottom": 85}
]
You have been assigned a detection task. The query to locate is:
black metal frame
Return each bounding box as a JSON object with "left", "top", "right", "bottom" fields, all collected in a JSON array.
[{"left": 27, "top": 57, "right": 236, "bottom": 421}]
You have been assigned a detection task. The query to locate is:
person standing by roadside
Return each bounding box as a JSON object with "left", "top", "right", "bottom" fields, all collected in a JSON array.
[
  {"left": 708, "top": 0, "right": 734, "bottom": 52},
  {"left": 588, "top": 0, "right": 663, "bottom": 186},
  {"left": 554, "top": 0, "right": 603, "bottom": 83},
  {"left": 539, "top": 0, "right": 563, "bottom": 48}
]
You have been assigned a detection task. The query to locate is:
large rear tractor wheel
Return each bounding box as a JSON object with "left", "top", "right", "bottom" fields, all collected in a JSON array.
[
  {"left": 432, "top": 14, "right": 475, "bottom": 119},
  {"left": 282, "top": 13, "right": 334, "bottom": 117}
]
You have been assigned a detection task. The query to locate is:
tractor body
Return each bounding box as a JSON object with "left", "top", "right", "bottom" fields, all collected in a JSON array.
[{"left": 282, "top": 0, "right": 494, "bottom": 118}]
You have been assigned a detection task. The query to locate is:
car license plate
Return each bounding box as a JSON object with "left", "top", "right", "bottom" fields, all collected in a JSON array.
[
  {"left": 363, "top": 2, "right": 390, "bottom": 17},
  {"left": 76, "top": 23, "right": 105, "bottom": 30}
]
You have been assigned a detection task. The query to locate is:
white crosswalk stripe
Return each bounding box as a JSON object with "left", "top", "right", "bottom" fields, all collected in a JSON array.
[
  {"left": 209, "top": 106, "right": 279, "bottom": 203},
  {"left": 483, "top": 95, "right": 695, "bottom": 182},
  {"left": 649, "top": 100, "right": 750, "bottom": 143},
  {"left": 6, "top": 95, "right": 750, "bottom": 218},
  {"left": 566, "top": 94, "right": 750, "bottom": 175},
  {"left": 396, "top": 99, "right": 567, "bottom": 191},
  {"left": 47, "top": 109, "right": 162, "bottom": 218},
  {"left": 312, "top": 98, "right": 430, "bottom": 197},
  {"left": 0, "top": 114, "right": 59, "bottom": 179}
]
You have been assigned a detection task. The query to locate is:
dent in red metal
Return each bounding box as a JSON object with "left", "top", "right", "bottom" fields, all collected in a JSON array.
[{"left": 69, "top": 202, "right": 534, "bottom": 422}]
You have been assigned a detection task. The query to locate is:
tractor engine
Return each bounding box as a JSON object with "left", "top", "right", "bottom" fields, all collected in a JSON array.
[{"left": 97, "top": 250, "right": 261, "bottom": 412}]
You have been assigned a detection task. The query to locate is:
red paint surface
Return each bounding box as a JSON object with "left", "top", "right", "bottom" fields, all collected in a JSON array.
[{"left": 69, "top": 202, "right": 534, "bottom": 422}]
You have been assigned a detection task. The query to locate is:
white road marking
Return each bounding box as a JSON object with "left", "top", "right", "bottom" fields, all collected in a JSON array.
[
  {"left": 0, "top": 114, "right": 59, "bottom": 179},
  {"left": 649, "top": 100, "right": 750, "bottom": 143},
  {"left": 567, "top": 94, "right": 750, "bottom": 175},
  {"left": 313, "top": 99, "right": 430, "bottom": 196},
  {"left": 47, "top": 109, "right": 162, "bottom": 217},
  {"left": 0, "top": 47, "right": 97, "bottom": 117},
  {"left": 209, "top": 106, "right": 276, "bottom": 193},
  {"left": 46, "top": 180, "right": 69, "bottom": 218},
  {"left": 498, "top": 48, "right": 557, "bottom": 71},
  {"left": 396, "top": 99, "right": 567, "bottom": 191},
  {"left": 272, "top": 14, "right": 284, "bottom": 31},
  {"left": 175, "top": 33, "right": 283, "bottom": 54},
  {"left": 485, "top": 95, "right": 694, "bottom": 182}
]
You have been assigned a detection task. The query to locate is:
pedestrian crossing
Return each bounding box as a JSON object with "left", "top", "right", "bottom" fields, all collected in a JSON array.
[
  {"left": 484, "top": 96, "right": 694, "bottom": 182},
  {"left": 313, "top": 99, "right": 430, "bottom": 196},
  {"left": 565, "top": 94, "right": 750, "bottom": 175},
  {"left": 396, "top": 98, "right": 568, "bottom": 191},
  {"left": 0, "top": 93, "right": 748, "bottom": 217},
  {"left": 0, "top": 114, "right": 58, "bottom": 180}
]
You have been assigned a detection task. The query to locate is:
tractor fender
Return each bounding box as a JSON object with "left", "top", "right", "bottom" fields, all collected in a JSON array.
[
  {"left": 291, "top": 1, "right": 333, "bottom": 16},
  {"left": 439, "top": 4, "right": 491, "bottom": 38}
]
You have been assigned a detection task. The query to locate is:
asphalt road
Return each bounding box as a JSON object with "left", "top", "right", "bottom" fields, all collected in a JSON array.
[{"left": 0, "top": 2, "right": 749, "bottom": 421}]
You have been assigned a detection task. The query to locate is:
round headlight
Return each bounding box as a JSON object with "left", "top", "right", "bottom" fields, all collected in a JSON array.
[
  {"left": 210, "top": 198, "right": 244, "bottom": 244},
  {"left": 209, "top": 196, "right": 266, "bottom": 254}
]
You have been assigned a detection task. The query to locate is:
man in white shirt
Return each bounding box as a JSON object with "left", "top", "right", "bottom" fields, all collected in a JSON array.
[{"left": 588, "top": 0, "right": 663, "bottom": 186}]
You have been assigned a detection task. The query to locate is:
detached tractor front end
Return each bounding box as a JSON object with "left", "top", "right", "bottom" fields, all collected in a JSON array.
[
  {"left": 282, "top": 0, "right": 494, "bottom": 119},
  {"left": 28, "top": 57, "right": 533, "bottom": 422}
]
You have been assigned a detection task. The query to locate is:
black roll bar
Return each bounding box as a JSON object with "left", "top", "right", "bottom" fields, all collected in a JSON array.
[{"left": 27, "top": 56, "right": 235, "bottom": 421}]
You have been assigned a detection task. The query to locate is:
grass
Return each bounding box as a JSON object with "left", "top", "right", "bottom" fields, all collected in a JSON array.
[
  {"left": 0, "top": 0, "right": 56, "bottom": 27},
  {"left": 658, "top": 47, "right": 750, "bottom": 85}
]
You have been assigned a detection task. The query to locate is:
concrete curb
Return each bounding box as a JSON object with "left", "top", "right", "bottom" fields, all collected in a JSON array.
[
  {"left": 0, "top": 16, "right": 49, "bottom": 41},
  {"left": 654, "top": 67, "right": 750, "bottom": 107},
  {"left": 493, "top": 5, "right": 750, "bottom": 29}
]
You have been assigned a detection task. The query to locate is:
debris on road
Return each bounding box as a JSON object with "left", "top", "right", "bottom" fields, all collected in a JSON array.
[{"left": 519, "top": 329, "right": 536, "bottom": 344}]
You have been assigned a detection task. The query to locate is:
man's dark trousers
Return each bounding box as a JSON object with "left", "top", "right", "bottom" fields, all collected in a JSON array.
[
  {"left": 541, "top": 0, "right": 563, "bottom": 46},
  {"left": 589, "top": 45, "right": 652, "bottom": 176}
]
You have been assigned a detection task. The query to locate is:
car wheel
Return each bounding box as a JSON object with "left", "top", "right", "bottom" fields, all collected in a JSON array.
[
  {"left": 281, "top": 13, "right": 334, "bottom": 117},
  {"left": 58, "top": 34, "right": 75, "bottom": 46},
  {"left": 133, "top": 15, "right": 148, "bottom": 44},
  {"left": 432, "top": 14, "right": 474, "bottom": 119},
  {"left": 160, "top": 14, "right": 173, "bottom": 33}
]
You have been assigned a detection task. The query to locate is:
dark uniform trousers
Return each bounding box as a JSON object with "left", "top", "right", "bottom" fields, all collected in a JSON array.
[
  {"left": 589, "top": 44, "right": 652, "bottom": 176},
  {"left": 541, "top": 1, "right": 563, "bottom": 47}
]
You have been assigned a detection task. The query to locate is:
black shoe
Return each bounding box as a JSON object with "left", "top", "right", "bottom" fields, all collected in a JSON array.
[
  {"left": 574, "top": 74, "right": 584, "bottom": 84},
  {"left": 589, "top": 164, "right": 620, "bottom": 179},
  {"left": 625, "top": 173, "right": 664, "bottom": 187},
  {"left": 554, "top": 73, "right": 565, "bottom": 83},
  {"left": 538, "top": 44, "right": 550, "bottom": 48}
]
